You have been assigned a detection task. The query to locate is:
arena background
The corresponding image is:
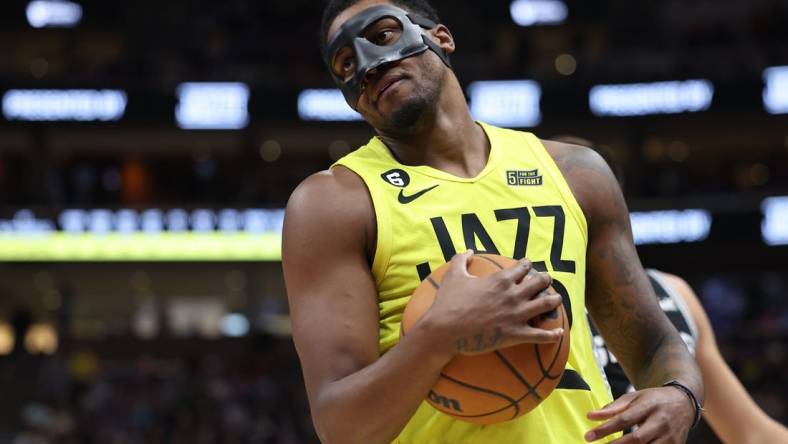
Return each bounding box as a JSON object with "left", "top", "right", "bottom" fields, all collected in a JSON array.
[{"left": 0, "top": 0, "right": 786, "bottom": 442}]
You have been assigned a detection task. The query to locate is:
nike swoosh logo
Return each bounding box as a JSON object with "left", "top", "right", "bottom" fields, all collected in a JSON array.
[{"left": 398, "top": 185, "right": 439, "bottom": 204}]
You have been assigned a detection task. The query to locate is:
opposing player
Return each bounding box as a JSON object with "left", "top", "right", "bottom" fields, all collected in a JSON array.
[
  {"left": 619, "top": 271, "right": 787, "bottom": 443},
  {"left": 282, "top": 1, "right": 703, "bottom": 442},
  {"left": 556, "top": 136, "right": 788, "bottom": 443}
]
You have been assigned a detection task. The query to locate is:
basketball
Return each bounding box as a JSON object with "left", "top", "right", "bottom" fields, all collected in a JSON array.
[{"left": 401, "top": 254, "right": 570, "bottom": 425}]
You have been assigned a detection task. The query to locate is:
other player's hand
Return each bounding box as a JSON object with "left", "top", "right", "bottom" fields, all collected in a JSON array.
[
  {"left": 584, "top": 387, "right": 695, "bottom": 443},
  {"left": 424, "top": 250, "right": 564, "bottom": 357}
]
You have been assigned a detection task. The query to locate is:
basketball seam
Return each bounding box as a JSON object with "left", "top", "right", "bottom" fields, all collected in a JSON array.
[
  {"left": 494, "top": 350, "right": 542, "bottom": 402},
  {"left": 476, "top": 254, "right": 505, "bottom": 269},
  {"left": 546, "top": 308, "right": 569, "bottom": 379},
  {"left": 534, "top": 308, "right": 567, "bottom": 380},
  {"left": 535, "top": 342, "right": 547, "bottom": 374},
  {"left": 497, "top": 308, "right": 569, "bottom": 405},
  {"left": 438, "top": 373, "right": 521, "bottom": 419},
  {"left": 497, "top": 348, "right": 551, "bottom": 403},
  {"left": 402, "top": 278, "right": 439, "bottom": 339}
]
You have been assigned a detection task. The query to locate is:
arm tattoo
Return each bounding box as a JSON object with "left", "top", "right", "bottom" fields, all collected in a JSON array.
[
  {"left": 588, "top": 222, "right": 699, "bottom": 390},
  {"left": 548, "top": 141, "right": 702, "bottom": 394},
  {"left": 454, "top": 327, "right": 503, "bottom": 353}
]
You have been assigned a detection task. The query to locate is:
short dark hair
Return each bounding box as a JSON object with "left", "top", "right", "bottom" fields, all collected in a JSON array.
[{"left": 320, "top": 0, "right": 441, "bottom": 54}]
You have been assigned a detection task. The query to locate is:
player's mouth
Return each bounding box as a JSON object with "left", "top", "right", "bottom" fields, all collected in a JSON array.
[{"left": 374, "top": 74, "right": 407, "bottom": 102}]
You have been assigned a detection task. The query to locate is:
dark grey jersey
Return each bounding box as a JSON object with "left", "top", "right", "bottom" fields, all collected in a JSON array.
[{"left": 588, "top": 269, "right": 699, "bottom": 398}]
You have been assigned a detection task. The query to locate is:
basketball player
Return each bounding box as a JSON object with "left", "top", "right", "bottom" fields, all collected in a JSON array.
[
  {"left": 555, "top": 137, "right": 788, "bottom": 443},
  {"left": 282, "top": 1, "right": 704, "bottom": 442},
  {"left": 593, "top": 269, "right": 788, "bottom": 443}
]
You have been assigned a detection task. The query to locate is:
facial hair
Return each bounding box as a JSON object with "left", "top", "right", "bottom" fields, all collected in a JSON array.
[{"left": 377, "top": 60, "right": 444, "bottom": 136}]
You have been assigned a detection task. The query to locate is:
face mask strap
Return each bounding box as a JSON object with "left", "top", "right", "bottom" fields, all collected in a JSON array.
[{"left": 406, "top": 13, "right": 451, "bottom": 68}]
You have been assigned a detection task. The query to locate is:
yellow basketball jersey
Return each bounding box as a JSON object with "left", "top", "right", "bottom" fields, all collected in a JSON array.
[{"left": 333, "top": 122, "right": 618, "bottom": 443}]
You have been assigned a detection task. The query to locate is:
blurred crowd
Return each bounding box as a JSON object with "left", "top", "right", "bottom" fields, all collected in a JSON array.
[
  {"left": 1, "top": 336, "right": 318, "bottom": 444},
  {"left": 2, "top": 1, "right": 787, "bottom": 90},
  {"left": 0, "top": 270, "right": 785, "bottom": 444},
  {"left": 1, "top": 0, "right": 787, "bottom": 209},
  {"left": 3, "top": 138, "right": 787, "bottom": 210}
]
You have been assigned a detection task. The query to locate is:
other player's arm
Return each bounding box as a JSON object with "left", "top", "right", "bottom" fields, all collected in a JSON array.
[
  {"left": 662, "top": 273, "right": 788, "bottom": 444},
  {"left": 283, "top": 167, "right": 561, "bottom": 444},
  {"left": 544, "top": 140, "right": 703, "bottom": 443}
]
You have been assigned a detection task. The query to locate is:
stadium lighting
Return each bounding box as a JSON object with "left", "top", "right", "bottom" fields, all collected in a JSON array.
[
  {"left": 2, "top": 89, "right": 127, "bottom": 122},
  {"left": 510, "top": 0, "right": 568, "bottom": 26},
  {"left": 0, "top": 206, "right": 724, "bottom": 258},
  {"left": 26, "top": 0, "right": 82, "bottom": 28},
  {"left": 297, "top": 89, "right": 362, "bottom": 121},
  {"left": 175, "top": 82, "right": 250, "bottom": 130},
  {"left": 763, "top": 66, "right": 788, "bottom": 115},
  {"left": 0, "top": 209, "right": 53, "bottom": 234},
  {"left": 589, "top": 80, "right": 714, "bottom": 117},
  {"left": 468, "top": 80, "right": 541, "bottom": 128},
  {"left": 0, "top": 208, "right": 285, "bottom": 261},
  {"left": 12, "top": 208, "right": 284, "bottom": 235},
  {"left": 221, "top": 314, "right": 251, "bottom": 337},
  {"left": 630, "top": 210, "right": 712, "bottom": 245},
  {"left": 0, "top": 323, "right": 14, "bottom": 356},
  {"left": 762, "top": 196, "right": 788, "bottom": 246}
]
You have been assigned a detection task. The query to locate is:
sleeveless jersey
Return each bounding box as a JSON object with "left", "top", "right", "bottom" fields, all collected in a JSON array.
[
  {"left": 589, "top": 269, "right": 699, "bottom": 398},
  {"left": 333, "top": 122, "right": 618, "bottom": 443}
]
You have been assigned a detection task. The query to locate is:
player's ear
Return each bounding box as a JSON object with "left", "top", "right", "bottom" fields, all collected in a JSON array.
[{"left": 428, "top": 25, "right": 455, "bottom": 56}]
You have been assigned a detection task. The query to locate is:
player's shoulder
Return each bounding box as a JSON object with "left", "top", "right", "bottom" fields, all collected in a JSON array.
[
  {"left": 291, "top": 165, "right": 365, "bottom": 196},
  {"left": 649, "top": 269, "right": 708, "bottom": 335},
  {"left": 539, "top": 139, "right": 622, "bottom": 223},
  {"left": 285, "top": 166, "right": 375, "bottom": 242},
  {"left": 540, "top": 139, "right": 610, "bottom": 177}
]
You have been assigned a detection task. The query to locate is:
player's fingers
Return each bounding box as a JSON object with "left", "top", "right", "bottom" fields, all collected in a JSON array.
[
  {"left": 605, "top": 414, "right": 668, "bottom": 444},
  {"left": 587, "top": 392, "right": 638, "bottom": 420},
  {"left": 516, "top": 325, "right": 564, "bottom": 344},
  {"left": 495, "top": 258, "right": 532, "bottom": 283},
  {"left": 584, "top": 402, "right": 650, "bottom": 442},
  {"left": 446, "top": 250, "right": 475, "bottom": 278},
  {"left": 520, "top": 292, "right": 562, "bottom": 320},
  {"left": 514, "top": 271, "right": 552, "bottom": 300}
]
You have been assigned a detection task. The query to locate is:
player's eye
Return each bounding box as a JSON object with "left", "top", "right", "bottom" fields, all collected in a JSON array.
[
  {"left": 373, "top": 29, "right": 395, "bottom": 45},
  {"left": 342, "top": 56, "right": 356, "bottom": 73},
  {"left": 333, "top": 49, "right": 356, "bottom": 79},
  {"left": 363, "top": 18, "right": 402, "bottom": 46}
]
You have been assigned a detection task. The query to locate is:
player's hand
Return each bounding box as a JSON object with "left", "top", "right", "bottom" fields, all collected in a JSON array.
[
  {"left": 424, "top": 250, "right": 564, "bottom": 357},
  {"left": 584, "top": 386, "right": 695, "bottom": 443}
]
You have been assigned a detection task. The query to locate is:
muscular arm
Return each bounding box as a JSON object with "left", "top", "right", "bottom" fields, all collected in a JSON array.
[
  {"left": 283, "top": 167, "right": 454, "bottom": 444},
  {"left": 543, "top": 140, "right": 703, "bottom": 440},
  {"left": 662, "top": 273, "right": 788, "bottom": 444}
]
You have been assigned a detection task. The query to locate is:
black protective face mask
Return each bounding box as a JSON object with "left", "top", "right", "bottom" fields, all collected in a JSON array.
[{"left": 324, "top": 4, "right": 451, "bottom": 109}]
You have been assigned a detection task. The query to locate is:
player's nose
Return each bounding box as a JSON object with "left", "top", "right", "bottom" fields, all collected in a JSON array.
[{"left": 363, "top": 61, "right": 396, "bottom": 91}]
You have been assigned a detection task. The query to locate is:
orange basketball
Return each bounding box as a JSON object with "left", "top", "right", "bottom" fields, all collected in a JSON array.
[{"left": 401, "top": 254, "right": 570, "bottom": 425}]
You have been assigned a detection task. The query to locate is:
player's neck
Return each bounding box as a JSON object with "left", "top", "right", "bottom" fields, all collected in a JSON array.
[{"left": 378, "top": 88, "right": 490, "bottom": 178}]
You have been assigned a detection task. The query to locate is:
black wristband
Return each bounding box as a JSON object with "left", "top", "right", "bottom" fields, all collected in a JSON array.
[{"left": 663, "top": 380, "right": 703, "bottom": 428}]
